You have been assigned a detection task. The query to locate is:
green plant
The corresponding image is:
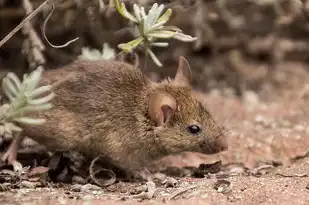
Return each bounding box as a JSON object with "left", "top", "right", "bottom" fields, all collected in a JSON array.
[
  {"left": 0, "top": 66, "right": 54, "bottom": 137},
  {"left": 113, "top": 0, "right": 197, "bottom": 67},
  {"left": 78, "top": 43, "right": 116, "bottom": 61}
]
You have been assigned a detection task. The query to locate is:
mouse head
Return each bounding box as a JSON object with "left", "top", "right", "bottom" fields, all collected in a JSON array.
[{"left": 148, "top": 56, "right": 228, "bottom": 155}]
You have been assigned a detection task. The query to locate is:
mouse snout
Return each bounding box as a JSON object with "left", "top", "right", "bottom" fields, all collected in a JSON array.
[
  {"left": 199, "top": 134, "right": 228, "bottom": 154},
  {"left": 213, "top": 134, "right": 228, "bottom": 152}
]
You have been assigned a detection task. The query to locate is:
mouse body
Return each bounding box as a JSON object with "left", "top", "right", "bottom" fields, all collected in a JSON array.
[{"left": 9, "top": 57, "right": 228, "bottom": 173}]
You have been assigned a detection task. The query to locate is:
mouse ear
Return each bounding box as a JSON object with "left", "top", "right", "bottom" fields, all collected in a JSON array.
[
  {"left": 144, "top": 74, "right": 159, "bottom": 86},
  {"left": 149, "top": 92, "right": 177, "bottom": 126},
  {"left": 173, "top": 56, "right": 192, "bottom": 87}
]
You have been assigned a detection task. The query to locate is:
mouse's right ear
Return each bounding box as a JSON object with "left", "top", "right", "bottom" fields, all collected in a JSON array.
[
  {"left": 173, "top": 56, "right": 192, "bottom": 87},
  {"left": 149, "top": 92, "right": 176, "bottom": 126}
]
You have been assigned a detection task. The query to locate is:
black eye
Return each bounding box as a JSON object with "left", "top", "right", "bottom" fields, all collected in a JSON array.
[{"left": 187, "top": 124, "right": 201, "bottom": 134}]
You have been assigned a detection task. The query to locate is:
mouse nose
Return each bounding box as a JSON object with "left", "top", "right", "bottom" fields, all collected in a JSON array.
[{"left": 214, "top": 134, "right": 228, "bottom": 152}]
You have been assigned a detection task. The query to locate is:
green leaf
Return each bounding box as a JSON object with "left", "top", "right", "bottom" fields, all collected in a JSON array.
[
  {"left": 150, "top": 42, "right": 169, "bottom": 47},
  {"left": 118, "top": 37, "right": 144, "bottom": 53},
  {"left": 145, "top": 3, "right": 159, "bottom": 30},
  {"left": 26, "top": 85, "right": 53, "bottom": 99},
  {"left": 24, "top": 66, "right": 44, "bottom": 92},
  {"left": 147, "top": 30, "right": 176, "bottom": 38},
  {"left": 2, "top": 79, "right": 15, "bottom": 102},
  {"left": 23, "top": 103, "right": 53, "bottom": 112},
  {"left": 140, "top": 7, "right": 146, "bottom": 19},
  {"left": 157, "top": 8, "right": 172, "bottom": 24},
  {"left": 149, "top": 21, "right": 166, "bottom": 31},
  {"left": 8, "top": 123, "right": 22, "bottom": 132},
  {"left": 138, "top": 19, "right": 145, "bottom": 35},
  {"left": 27, "top": 93, "right": 55, "bottom": 105},
  {"left": 13, "top": 117, "right": 46, "bottom": 125},
  {"left": 133, "top": 4, "right": 142, "bottom": 22},
  {"left": 173, "top": 32, "right": 198, "bottom": 42},
  {"left": 113, "top": 0, "right": 125, "bottom": 17},
  {"left": 6, "top": 73, "right": 21, "bottom": 90},
  {"left": 3, "top": 78, "right": 18, "bottom": 98},
  {"left": 153, "top": 4, "right": 164, "bottom": 25},
  {"left": 113, "top": 0, "right": 137, "bottom": 22},
  {"left": 160, "top": 26, "right": 182, "bottom": 32},
  {"left": 147, "top": 48, "right": 162, "bottom": 67},
  {"left": 122, "top": 4, "right": 138, "bottom": 22}
]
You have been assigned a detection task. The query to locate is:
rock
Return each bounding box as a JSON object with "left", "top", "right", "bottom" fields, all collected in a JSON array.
[
  {"left": 81, "top": 194, "right": 95, "bottom": 201},
  {"left": 294, "top": 124, "right": 305, "bottom": 131},
  {"left": 72, "top": 175, "right": 87, "bottom": 185},
  {"left": 243, "top": 90, "right": 260, "bottom": 109},
  {"left": 20, "top": 181, "right": 38, "bottom": 189},
  {"left": 71, "top": 184, "right": 82, "bottom": 192},
  {"left": 80, "top": 183, "right": 102, "bottom": 192}
]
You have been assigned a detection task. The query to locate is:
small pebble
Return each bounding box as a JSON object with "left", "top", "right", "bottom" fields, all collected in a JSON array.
[
  {"left": 229, "top": 167, "right": 245, "bottom": 175},
  {"left": 72, "top": 175, "right": 87, "bottom": 185},
  {"left": 294, "top": 124, "right": 305, "bottom": 131},
  {"left": 58, "top": 197, "right": 67, "bottom": 205},
  {"left": 201, "top": 193, "right": 209, "bottom": 198},
  {"left": 243, "top": 91, "right": 260, "bottom": 109},
  {"left": 80, "top": 183, "right": 102, "bottom": 192},
  {"left": 71, "top": 184, "right": 82, "bottom": 192},
  {"left": 20, "top": 181, "right": 38, "bottom": 189},
  {"left": 82, "top": 194, "right": 95, "bottom": 201},
  {"left": 162, "top": 177, "right": 178, "bottom": 188},
  {"left": 281, "top": 120, "right": 291, "bottom": 127}
]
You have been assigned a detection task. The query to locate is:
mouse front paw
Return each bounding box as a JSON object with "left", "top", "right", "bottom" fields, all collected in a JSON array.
[
  {"left": 1, "top": 136, "right": 24, "bottom": 172},
  {"left": 1, "top": 148, "right": 23, "bottom": 172}
]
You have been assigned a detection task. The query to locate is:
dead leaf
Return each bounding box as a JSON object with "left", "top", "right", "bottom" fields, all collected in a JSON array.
[
  {"left": 213, "top": 179, "right": 232, "bottom": 193},
  {"left": 29, "top": 166, "right": 49, "bottom": 176}
]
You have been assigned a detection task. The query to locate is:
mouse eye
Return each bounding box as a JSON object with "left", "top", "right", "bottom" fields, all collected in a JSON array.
[{"left": 187, "top": 124, "right": 201, "bottom": 134}]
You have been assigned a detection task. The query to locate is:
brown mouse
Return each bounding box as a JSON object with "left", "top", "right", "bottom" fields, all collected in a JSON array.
[{"left": 2, "top": 56, "right": 228, "bottom": 177}]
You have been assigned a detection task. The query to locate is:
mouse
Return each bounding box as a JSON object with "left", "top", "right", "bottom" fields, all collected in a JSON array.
[{"left": 1, "top": 56, "right": 228, "bottom": 179}]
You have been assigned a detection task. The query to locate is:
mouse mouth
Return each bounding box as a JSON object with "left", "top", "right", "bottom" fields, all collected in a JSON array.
[{"left": 199, "top": 141, "right": 228, "bottom": 155}]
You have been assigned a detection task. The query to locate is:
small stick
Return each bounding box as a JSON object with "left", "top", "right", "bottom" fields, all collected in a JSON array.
[
  {"left": 0, "top": 0, "right": 50, "bottom": 48},
  {"left": 168, "top": 184, "right": 200, "bottom": 200},
  {"left": 0, "top": 0, "right": 79, "bottom": 49},
  {"left": 131, "top": 181, "right": 156, "bottom": 200},
  {"left": 41, "top": 2, "right": 79, "bottom": 48},
  {"left": 89, "top": 156, "right": 117, "bottom": 187}
]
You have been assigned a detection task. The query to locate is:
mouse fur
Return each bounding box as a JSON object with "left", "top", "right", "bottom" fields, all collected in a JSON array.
[{"left": 18, "top": 56, "right": 228, "bottom": 173}]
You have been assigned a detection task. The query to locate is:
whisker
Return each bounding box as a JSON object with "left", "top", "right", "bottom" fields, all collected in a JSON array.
[
  {"left": 217, "top": 111, "right": 238, "bottom": 131},
  {"left": 213, "top": 127, "right": 231, "bottom": 141}
]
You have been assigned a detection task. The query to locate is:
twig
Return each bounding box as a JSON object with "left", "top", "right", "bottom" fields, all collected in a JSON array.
[
  {"left": 22, "top": 0, "right": 46, "bottom": 69},
  {"left": 0, "top": 0, "right": 79, "bottom": 49},
  {"left": 168, "top": 184, "right": 200, "bottom": 200},
  {"left": 276, "top": 173, "right": 307, "bottom": 178},
  {"left": 0, "top": 0, "right": 49, "bottom": 48},
  {"left": 131, "top": 181, "right": 156, "bottom": 200},
  {"left": 89, "top": 156, "right": 117, "bottom": 187},
  {"left": 41, "top": 2, "right": 79, "bottom": 48},
  {"left": 250, "top": 164, "right": 275, "bottom": 176}
]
